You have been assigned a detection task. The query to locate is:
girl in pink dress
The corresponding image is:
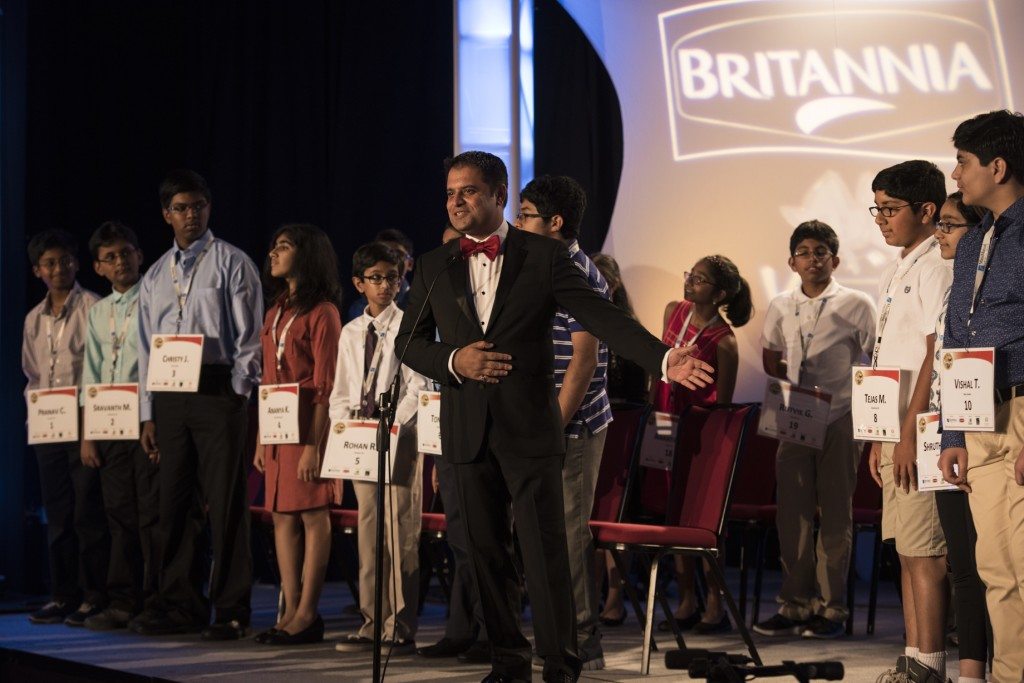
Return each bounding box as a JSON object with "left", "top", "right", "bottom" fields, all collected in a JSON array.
[
  {"left": 654, "top": 255, "right": 752, "bottom": 634},
  {"left": 253, "top": 224, "right": 342, "bottom": 645}
]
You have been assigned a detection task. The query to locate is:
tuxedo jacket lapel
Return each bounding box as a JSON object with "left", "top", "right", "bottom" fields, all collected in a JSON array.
[
  {"left": 486, "top": 226, "right": 525, "bottom": 333},
  {"left": 446, "top": 241, "right": 478, "bottom": 328}
]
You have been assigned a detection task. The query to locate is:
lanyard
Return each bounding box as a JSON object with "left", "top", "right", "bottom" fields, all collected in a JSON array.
[
  {"left": 360, "top": 306, "right": 397, "bottom": 416},
  {"left": 967, "top": 225, "right": 996, "bottom": 327},
  {"left": 271, "top": 305, "right": 300, "bottom": 374},
  {"left": 169, "top": 237, "right": 214, "bottom": 332},
  {"left": 108, "top": 298, "right": 138, "bottom": 383},
  {"left": 871, "top": 239, "right": 937, "bottom": 368},
  {"left": 674, "top": 307, "right": 719, "bottom": 349},
  {"left": 44, "top": 289, "right": 76, "bottom": 387},
  {"left": 794, "top": 296, "right": 828, "bottom": 384}
]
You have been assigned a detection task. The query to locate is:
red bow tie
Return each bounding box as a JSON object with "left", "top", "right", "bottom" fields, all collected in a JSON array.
[{"left": 460, "top": 235, "right": 500, "bottom": 261}]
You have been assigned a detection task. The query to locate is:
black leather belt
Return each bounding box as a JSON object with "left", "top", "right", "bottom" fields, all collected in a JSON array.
[{"left": 994, "top": 383, "right": 1024, "bottom": 405}]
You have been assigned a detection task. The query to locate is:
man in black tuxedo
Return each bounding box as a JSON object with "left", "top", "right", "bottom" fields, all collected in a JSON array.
[{"left": 395, "top": 151, "right": 712, "bottom": 683}]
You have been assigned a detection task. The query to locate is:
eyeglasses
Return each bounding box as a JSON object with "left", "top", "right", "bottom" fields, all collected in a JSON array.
[
  {"left": 360, "top": 273, "right": 401, "bottom": 286},
  {"left": 95, "top": 248, "right": 137, "bottom": 265},
  {"left": 792, "top": 248, "right": 833, "bottom": 261},
  {"left": 37, "top": 256, "right": 76, "bottom": 270},
  {"left": 868, "top": 202, "right": 919, "bottom": 218},
  {"left": 515, "top": 212, "right": 549, "bottom": 221},
  {"left": 684, "top": 271, "right": 716, "bottom": 287},
  {"left": 936, "top": 220, "right": 975, "bottom": 234},
  {"left": 168, "top": 200, "right": 209, "bottom": 215}
]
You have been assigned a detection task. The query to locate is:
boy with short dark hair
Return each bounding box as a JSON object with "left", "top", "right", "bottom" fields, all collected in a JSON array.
[
  {"left": 868, "top": 161, "right": 952, "bottom": 682},
  {"left": 22, "top": 229, "right": 106, "bottom": 626},
  {"left": 755, "top": 220, "right": 875, "bottom": 640},
  {"left": 939, "top": 109, "right": 1024, "bottom": 682},
  {"left": 330, "top": 241, "right": 430, "bottom": 654},
  {"left": 79, "top": 221, "right": 159, "bottom": 630}
]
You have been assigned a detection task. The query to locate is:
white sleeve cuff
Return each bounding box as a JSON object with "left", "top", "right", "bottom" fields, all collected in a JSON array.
[
  {"left": 448, "top": 349, "right": 463, "bottom": 384},
  {"left": 661, "top": 349, "right": 670, "bottom": 383}
]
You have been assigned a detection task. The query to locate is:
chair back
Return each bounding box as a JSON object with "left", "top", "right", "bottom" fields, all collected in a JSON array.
[
  {"left": 422, "top": 454, "right": 438, "bottom": 512},
  {"left": 851, "top": 442, "right": 881, "bottom": 512},
  {"left": 727, "top": 404, "right": 778, "bottom": 513},
  {"left": 591, "top": 403, "right": 650, "bottom": 522},
  {"left": 672, "top": 404, "right": 755, "bottom": 536},
  {"left": 629, "top": 405, "right": 706, "bottom": 521}
]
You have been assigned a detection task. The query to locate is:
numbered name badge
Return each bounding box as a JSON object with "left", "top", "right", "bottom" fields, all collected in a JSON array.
[
  {"left": 416, "top": 391, "right": 441, "bottom": 455},
  {"left": 259, "top": 383, "right": 301, "bottom": 444},
  {"left": 915, "top": 411, "right": 957, "bottom": 492},
  {"left": 321, "top": 419, "right": 401, "bottom": 483},
  {"left": 851, "top": 366, "right": 902, "bottom": 442},
  {"left": 26, "top": 387, "right": 79, "bottom": 445},
  {"left": 84, "top": 383, "right": 140, "bottom": 440},
  {"left": 639, "top": 411, "right": 678, "bottom": 470},
  {"left": 146, "top": 334, "right": 204, "bottom": 392},
  {"left": 939, "top": 347, "right": 995, "bottom": 432},
  {"left": 757, "top": 379, "right": 832, "bottom": 449}
]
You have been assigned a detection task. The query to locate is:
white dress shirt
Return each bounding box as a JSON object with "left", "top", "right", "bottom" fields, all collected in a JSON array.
[{"left": 329, "top": 301, "right": 430, "bottom": 427}]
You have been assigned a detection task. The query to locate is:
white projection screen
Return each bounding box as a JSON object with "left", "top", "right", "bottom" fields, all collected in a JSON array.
[{"left": 557, "top": 0, "right": 1024, "bottom": 401}]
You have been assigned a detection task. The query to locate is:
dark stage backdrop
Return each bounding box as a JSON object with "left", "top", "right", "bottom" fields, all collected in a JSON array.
[{"left": 5, "top": 0, "right": 453, "bottom": 595}]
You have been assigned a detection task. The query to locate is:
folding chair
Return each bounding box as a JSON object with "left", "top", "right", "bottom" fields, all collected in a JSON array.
[{"left": 591, "top": 404, "right": 761, "bottom": 674}]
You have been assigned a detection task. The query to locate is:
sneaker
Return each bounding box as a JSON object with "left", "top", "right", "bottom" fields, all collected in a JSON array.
[
  {"left": 801, "top": 615, "right": 845, "bottom": 639},
  {"left": 581, "top": 655, "right": 605, "bottom": 672},
  {"left": 29, "top": 601, "right": 74, "bottom": 624},
  {"left": 64, "top": 602, "right": 103, "bottom": 627},
  {"left": 752, "top": 613, "right": 807, "bottom": 636},
  {"left": 903, "top": 658, "right": 949, "bottom": 683},
  {"left": 876, "top": 655, "right": 912, "bottom": 683},
  {"left": 84, "top": 607, "right": 133, "bottom": 631},
  {"left": 334, "top": 633, "right": 375, "bottom": 652}
]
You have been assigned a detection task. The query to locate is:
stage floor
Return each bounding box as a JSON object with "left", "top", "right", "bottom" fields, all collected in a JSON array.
[{"left": 0, "top": 571, "right": 959, "bottom": 681}]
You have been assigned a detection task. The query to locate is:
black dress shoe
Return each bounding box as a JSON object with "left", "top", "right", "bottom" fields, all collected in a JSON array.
[
  {"left": 417, "top": 637, "right": 475, "bottom": 658},
  {"left": 481, "top": 674, "right": 527, "bottom": 683},
  {"left": 201, "top": 619, "right": 250, "bottom": 641},
  {"left": 267, "top": 615, "right": 324, "bottom": 645},
  {"left": 134, "top": 614, "right": 203, "bottom": 636},
  {"left": 458, "top": 640, "right": 492, "bottom": 663},
  {"left": 254, "top": 627, "right": 280, "bottom": 644}
]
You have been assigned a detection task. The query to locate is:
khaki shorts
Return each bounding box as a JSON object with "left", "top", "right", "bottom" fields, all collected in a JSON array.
[{"left": 879, "top": 441, "right": 947, "bottom": 557}]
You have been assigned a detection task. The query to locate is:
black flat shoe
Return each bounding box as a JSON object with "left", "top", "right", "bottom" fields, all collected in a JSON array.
[
  {"left": 599, "top": 612, "right": 626, "bottom": 627},
  {"left": 692, "top": 614, "right": 731, "bottom": 635},
  {"left": 254, "top": 627, "right": 280, "bottom": 644},
  {"left": 268, "top": 615, "right": 324, "bottom": 645},
  {"left": 657, "top": 610, "right": 702, "bottom": 632}
]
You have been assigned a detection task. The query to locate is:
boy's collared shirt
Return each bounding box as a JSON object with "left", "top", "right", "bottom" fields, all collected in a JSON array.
[
  {"left": 874, "top": 235, "right": 952, "bottom": 395},
  {"left": 80, "top": 281, "right": 142, "bottom": 404},
  {"left": 23, "top": 282, "right": 101, "bottom": 390},
  {"left": 552, "top": 239, "right": 612, "bottom": 438},
  {"left": 762, "top": 278, "right": 876, "bottom": 422},
  {"left": 329, "top": 301, "right": 430, "bottom": 428},
  {"left": 941, "top": 195, "right": 1024, "bottom": 450},
  {"left": 137, "top": 229, "right": 263, "bottom": 421}
]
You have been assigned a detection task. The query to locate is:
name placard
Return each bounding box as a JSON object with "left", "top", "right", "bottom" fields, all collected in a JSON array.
[
  {"left": 259, "top": 383, "right": 301, "bottom": 444},
  {"left": 851, "top": 366, "right": 902, "bottom": 442},
  {"left": 416, "top": 391, "right": 441, "bottom": 455},
  {"left": 84, "top": 383, "right": 139, "bottom": 440},
  {"left": 757, "top": 379, "right": 832, "bottom": 449},
  {"left": 26, "top": 387, "right": 79, "bottom": 445},
  {"left": 146, "top": 334, "right": 204, "bottom": 392},
  {"left": 321, "top": 419, "right": 401, "bottom": 483},
  {"left": 639, "top": 411, "right": 677, "bottom": 470},
  {"left": 939, "top": 347, "right": 995, "bottom": 432},
  {"left": 915, "top": 411, "right": 957, "bottom": 492}
]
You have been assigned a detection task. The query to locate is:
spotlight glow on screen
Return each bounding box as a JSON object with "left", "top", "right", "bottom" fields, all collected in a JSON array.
[{"left": 558, "top": 0, "right": 1023, "bottom": 400}]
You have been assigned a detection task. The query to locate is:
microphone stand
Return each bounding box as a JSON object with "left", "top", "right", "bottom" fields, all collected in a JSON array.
[{"left": 370, "top": 252, "right": 460, "bottom": 683}]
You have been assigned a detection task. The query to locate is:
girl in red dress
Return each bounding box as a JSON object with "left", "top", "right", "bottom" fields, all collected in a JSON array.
[
  {"left": 655, "top": 255, "right": 752, "bottom": 634},
  {"left": 253, "top": 224, "right": 342, "bottom": 645}
]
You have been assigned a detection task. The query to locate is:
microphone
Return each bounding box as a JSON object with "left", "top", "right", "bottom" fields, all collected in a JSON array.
[
  {"left": 664, "top": 649, "right": 753, "bottom": 669},
  {"left": 688, "top": 659, "right": 844, "bottom": 681}
]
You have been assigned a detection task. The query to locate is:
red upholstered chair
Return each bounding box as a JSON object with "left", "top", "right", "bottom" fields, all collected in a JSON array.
[
  {"left": 592, "top": 404, "right": 761, "bottom": 674},
  {"left": 847, "top": 441, "right": 884, "bottom": 635}
]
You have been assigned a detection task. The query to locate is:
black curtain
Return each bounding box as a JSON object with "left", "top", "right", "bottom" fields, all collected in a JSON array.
[
  {"left": 533, "top": 0, "right": 623, "bottom": 255},
  {"left": 7, "top": 0, "right": 453, "bottom": 595}
]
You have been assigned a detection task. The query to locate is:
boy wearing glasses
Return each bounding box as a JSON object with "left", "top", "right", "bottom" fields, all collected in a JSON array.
[
  {"left": 22, "top": 229, "right": 105, "bottom": 626},
  {"left": 754, "top": 221, "right": 875, "bottom": 640},
  {"left": 867, "top": 161, "right": 952, "bottom": 682},
  {"left": 78, "top": 222, "right": 159, "bottom": 631},
  {"left": 939, "top": 110, "right": 1024, "bottom": 682},
  {"left": 330, "top": 241, "right": 430, "bottom": 653},
  {"left": 134, "top": 169, "right": 263, "bottom": 640}
]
